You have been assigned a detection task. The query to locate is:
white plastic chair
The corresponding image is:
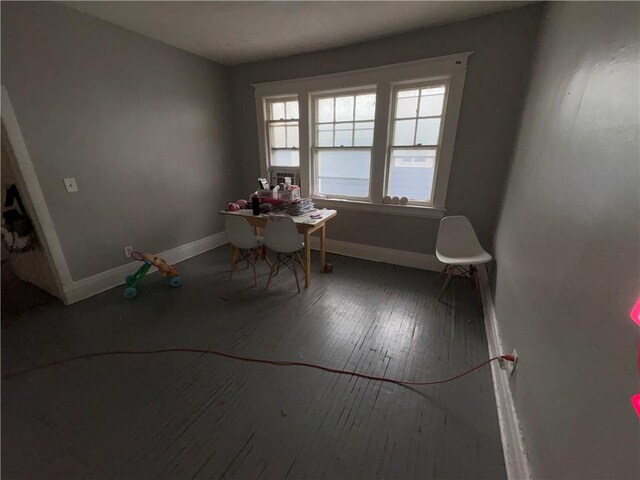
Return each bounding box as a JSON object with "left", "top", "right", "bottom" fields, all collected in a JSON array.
[
  {"left": 436, "top": 215, "right": 492, "bottom": 300},
  {"left": 263, "top": 216, "right": 305, "bottom": 293},
  {"left": 225, "top": 215, "right": 266, "bottom": 286}
]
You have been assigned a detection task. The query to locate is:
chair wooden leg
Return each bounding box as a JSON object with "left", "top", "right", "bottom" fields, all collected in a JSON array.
[
  {"left": 471, "top": 265, "right": 482, "bottom": 306},
  {"left": 229, "top": 246, "right": 239, "bottom": 280},
  {"left": 438, "top": 264, "right": 450, "bottom": 279},
  {"left": 251, "top": 251, "right": 258, "bottom": 287},
  {"left": 295, "top": 252, "right": 306, "bottom": 275},
  {"left": 439, "top": 269, "right": 454, "bottom": 300},
  {"left": 265, "top": 258, "right": 277, "bottom": 291},
  {"left": 291, "top": 254, "right": 301, "bottom": 293}
]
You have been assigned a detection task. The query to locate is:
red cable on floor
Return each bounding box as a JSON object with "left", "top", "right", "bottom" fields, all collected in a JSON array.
[{"left": 1, "top": 348, "right": 515, "bottom": 385}]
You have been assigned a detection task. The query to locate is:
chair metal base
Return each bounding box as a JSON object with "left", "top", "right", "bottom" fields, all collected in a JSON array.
[
  {"left": 438, "top": 264, "right": 482, "bottom": 306},
  {"left": 265, "top": 251, "right": 306, "bottom": 293},
  {"left": 230, "top": 246, "right": 270, "bottom": 287}
]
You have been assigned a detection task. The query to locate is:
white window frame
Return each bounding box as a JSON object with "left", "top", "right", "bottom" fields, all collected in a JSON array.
[
  {"left": 385, "top": 79, "right": 450, "bottom": 206},
  {"left": 254, "top": 52, "right": 471, "bottom": 218},
  {"left": 264, "top": 95, "right": 300, "bottom": 169},
  {"left": 310, "top": 87, "right": 377, "bottom": 201}
]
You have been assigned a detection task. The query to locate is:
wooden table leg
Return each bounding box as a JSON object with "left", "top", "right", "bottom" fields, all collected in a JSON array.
[
  {"left": 319, "top": 224, "right": 326, "bottom": 270},
  {"left": 304, "top": 232, "right": 311, "bottom": 288}
]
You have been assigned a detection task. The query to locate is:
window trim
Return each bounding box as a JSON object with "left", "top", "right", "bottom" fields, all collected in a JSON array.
[{"left": 254, "top": 52, "right": 471, "bottom": 217}]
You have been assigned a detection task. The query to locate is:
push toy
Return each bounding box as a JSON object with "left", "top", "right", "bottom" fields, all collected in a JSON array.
[{"left": 124, "top": 251, "right": 181, "bottom": 298}]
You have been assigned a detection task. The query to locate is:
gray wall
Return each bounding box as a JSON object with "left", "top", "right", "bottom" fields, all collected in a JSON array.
[
  {"left": 493, "top": 2, "right": 640, "bottom": 478},
  {"left": 229, "top": 4, "right": 545, "bottom": 255},
  {"left": 1, "top": 1, "right": 237, "bottom": 280}
]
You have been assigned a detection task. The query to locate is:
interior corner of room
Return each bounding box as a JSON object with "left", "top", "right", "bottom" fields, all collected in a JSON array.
[{"left": 1, "top": 1, "right": 638, "bottom": 479}]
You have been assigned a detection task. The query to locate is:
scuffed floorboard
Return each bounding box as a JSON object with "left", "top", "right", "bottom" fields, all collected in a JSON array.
[{"left": 2, "top": 246, "right": 506, "bottom": 479}]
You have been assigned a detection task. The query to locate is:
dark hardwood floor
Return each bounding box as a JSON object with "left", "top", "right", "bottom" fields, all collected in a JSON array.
[{"left": 1, "top": 246, "right": 506, "bottom": 479}]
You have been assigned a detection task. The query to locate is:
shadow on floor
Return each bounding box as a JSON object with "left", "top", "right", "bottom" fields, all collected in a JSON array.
[{"left": 1, "top": 260, "right": 56, "bottom": 323}]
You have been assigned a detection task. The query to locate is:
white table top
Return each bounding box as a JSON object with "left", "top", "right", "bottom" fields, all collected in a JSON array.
[{"left": 219, "top": 208, "right": 337, "bottom": 226}]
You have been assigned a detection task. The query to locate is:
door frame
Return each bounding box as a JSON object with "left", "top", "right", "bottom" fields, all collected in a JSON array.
[{"left": 1, "top": 85, "right": 72, "bottom": 302}]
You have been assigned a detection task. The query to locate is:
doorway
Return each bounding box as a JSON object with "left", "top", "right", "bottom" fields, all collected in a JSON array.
[{"left": 1, "top": 135, "right": 59, "bottom": 319}]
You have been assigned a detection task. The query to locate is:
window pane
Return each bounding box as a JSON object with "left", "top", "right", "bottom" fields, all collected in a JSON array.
[
  {"left": 415, "top": 118, "right": 441, "bottom": 145},
  {"left": 355, "top": 94, "right": 376, "bottom": 121},
  {"left": 271, "top": 102, "right": 285, "bottom": 120},
  {"left": 387, "top": 148, "right": 436, "bottom": 202},
  {"left": 270, "top": 124, "right": 286, "bottom": 148},
  {"left": 317, "top": 123, "right": 333, "bottom": 147},
  {"left": 393, "top": 119, "right": 416, "bottom": 146},
  {"left": 419, "top": 91, "right": 444, "bottom": 117},
  {"left": 286, "top": 125, "right": 299, "bottom": 148},
  {"left": 334, "top": 122, "right": 353, "bottom": 147},
  {"left": 398, "top": 89, "right": 419, "bottom": 98},
  {"left": 271, "top": 149, "right": 300, "bottom": 167},
  {"left": 335, "top": 96, "right": 354, "bottom": 122},
  {"left": 396, "top": 95, "right": 419, "bottom": 119},
  {"left": 285, "top": 101, "right": 299, "bottom": 119},
  {"left": 422, "top": 86, "right": 446, "bottom": 96},
  {"left": 317, "top": 149, "right": 370, "bottom": 197},
  {"left": 353, "top": 121, "right": 374, "bottom": 146},
  {"left": 318, "top": 98, "right": 334, "bottom": 122}
]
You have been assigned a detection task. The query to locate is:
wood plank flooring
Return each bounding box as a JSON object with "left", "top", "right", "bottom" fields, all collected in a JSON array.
[{"left": 1, "top": 246, "right": 506, "bottom": 479}]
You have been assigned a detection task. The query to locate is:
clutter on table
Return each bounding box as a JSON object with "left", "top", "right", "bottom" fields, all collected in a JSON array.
[
  {"left": 224, "top": 177, "right": 317, "bottom": 217},
  {"left": 286, "top": 197, "right": 314, "bottom": 216}
]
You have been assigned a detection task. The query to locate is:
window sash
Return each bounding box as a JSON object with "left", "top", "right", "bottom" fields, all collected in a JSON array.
[
  {"left": 312, "top": 146, "right": 372, "bottom": 200},
  {"left": 265, "top": 97, "right": 300, "bottom": 167},
  {"left": 310, "top": 89, "right": 376, "bottom": 199},
  {"left": 311, "top": 89, "right": 377, "bottom": 148},
  {"left": 385, "top": 81, "right": 449, "bottom": 205}
]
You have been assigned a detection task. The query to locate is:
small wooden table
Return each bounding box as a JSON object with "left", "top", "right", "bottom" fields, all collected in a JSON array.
[{"left": 218, "top": 209, "right": 337, "bottom": 288}]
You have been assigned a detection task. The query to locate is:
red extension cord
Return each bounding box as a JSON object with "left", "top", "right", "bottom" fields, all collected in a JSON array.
[{"left": 1, "top": 348, "right": 515, "bottom": 385}]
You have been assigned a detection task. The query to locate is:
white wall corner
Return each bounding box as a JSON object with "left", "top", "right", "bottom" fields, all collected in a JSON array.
[
  {"left": 478, "top": 266, "right": 532, "bottom": 480},
  {"left": 63, "top": 232, "right": 228, "bottom": 304},
  {"left": 309, "top": 237, "right": 443, "bottom": 272}
]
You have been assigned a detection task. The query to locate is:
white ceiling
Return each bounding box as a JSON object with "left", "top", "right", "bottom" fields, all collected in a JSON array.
[{"left": 63, "top": 1, "right": 533, "bottom": 66}]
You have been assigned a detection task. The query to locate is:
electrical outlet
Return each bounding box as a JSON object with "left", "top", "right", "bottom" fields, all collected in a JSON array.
[
  {"left": 508, "top": 348, "right": 518, "bottom": 376},
  {"left": 124, "top": 246, "right": 133, "bottom": 258},
  {"left": 63, "top": 178, "right": 79, "bottom": 192}
]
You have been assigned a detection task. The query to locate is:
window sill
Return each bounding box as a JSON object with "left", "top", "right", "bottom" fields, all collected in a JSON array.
[{"left": 312, "top": 197, "right": 445, "bottom": 219}]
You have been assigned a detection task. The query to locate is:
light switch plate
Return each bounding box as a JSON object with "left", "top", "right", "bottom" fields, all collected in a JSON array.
[{"left": 63, "top": 178, "right": 78, "bottom": 192}]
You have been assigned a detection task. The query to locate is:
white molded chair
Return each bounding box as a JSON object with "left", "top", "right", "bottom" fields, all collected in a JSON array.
[
  {"left": 436, "top": 215, "right": 492, "bottom": 300},
  {"left": 225, "top": 215, "right": 266, "bottom": 286},
  {"left": 263, "top": 216, "right": 306, "bottom": 293}
]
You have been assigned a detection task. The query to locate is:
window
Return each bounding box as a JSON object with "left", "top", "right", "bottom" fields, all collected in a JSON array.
[
  {"left": 266, "top": 98, "right": 299, "bottom": 167},
  {"left": 387, "top": 84, "right": 446, "bottom": 203},
  {"left": 312, "top": 91, "right": 376, "bottom": 199},
  {"left": 254, "top": 53, "right": 469, "bottom": 217}
]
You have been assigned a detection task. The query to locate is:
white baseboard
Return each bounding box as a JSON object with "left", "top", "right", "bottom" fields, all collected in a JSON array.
[
  {"left": 308, "top": 237, "right": 443, "bottom": 272},
  {"left": 478, "top": 266, "right": 532, "bottom": 480},
  {"left": 62, "top": 232, "right": 228, "bottom": 304}
]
